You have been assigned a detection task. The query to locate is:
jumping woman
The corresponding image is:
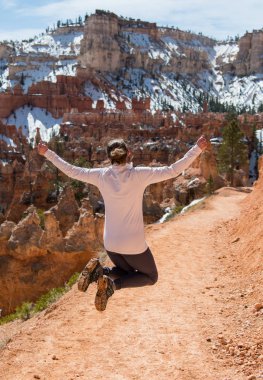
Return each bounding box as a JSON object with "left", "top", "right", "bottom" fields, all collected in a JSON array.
[{"left": 38, "top": 135, "right": 207, "bottom": 311}]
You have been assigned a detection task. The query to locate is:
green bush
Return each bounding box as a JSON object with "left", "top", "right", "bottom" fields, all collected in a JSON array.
[
  {"left": 164, "top": 205, "right": 184, "bottom": 222},
  {"left": 66, "top": 272, "right": 80, "bottom": 289},
  {"left": 15, "top": 302, "right": 33, "bottom": 320},
  {"left": 0, "top": 272, "right": 80, "bottom": 325},
  {"left": 33, "top": 287, "right": 65, "bottom": 312},
  {"left": 36, "top": 209, "right": 45, "bottom": 229}
]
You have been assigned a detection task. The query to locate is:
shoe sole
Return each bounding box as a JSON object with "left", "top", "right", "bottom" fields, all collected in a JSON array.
[
  {"left": 95, "top": 276, "right": 108, "bottom": 312},
  {"left": 77, "top": 258, "right": 100, "bottom": 292}
]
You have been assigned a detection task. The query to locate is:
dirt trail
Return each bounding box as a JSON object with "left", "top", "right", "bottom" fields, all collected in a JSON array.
[{"left": 0, "top": 188, "right": 261, "bottom": 380}]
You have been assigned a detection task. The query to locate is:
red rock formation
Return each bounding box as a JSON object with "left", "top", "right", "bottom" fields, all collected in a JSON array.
[
  {"left": 0, "top": 93, "right": 27, "bottom": 118},
  {"left": 49, "top": 186, "right": 80, "bottom": 236},
  {"left": 132, "top": 97, "right": 151, "bottom": 112},
  {"left": 116, "top": 100, "right": 127, "bottom": 111},
  {"left": 96, "top": 99, "right": 105, "bottom": 111},
  {"left": 0, "top": 196, "right": 103, "bottom": 315},
  {"left": 0, "top": 76, "right": 90, "bottom": 119}
]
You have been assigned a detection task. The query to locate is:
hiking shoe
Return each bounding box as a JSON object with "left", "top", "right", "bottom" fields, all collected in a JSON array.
[
  {"left": 77, "top": 258, "right": 103, "bottom": 292},
  {"left": 95, "top": 275, "right": 115, "bottom": 311}
]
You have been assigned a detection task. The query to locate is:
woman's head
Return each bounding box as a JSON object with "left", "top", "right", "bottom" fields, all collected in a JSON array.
[{"left": 107, "top": 138, "right": 128, "bottom": 165}]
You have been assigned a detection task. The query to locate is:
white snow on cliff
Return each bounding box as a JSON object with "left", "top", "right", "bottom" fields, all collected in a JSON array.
[
  {"left": 16, "top": 30, "right": 83, "bottom": 57},
  {"left": 214, "top": 43, "right": 239, "bottom": 64},
  {"left": 5, "top": 106, "right": 62, "bottom": 143}
]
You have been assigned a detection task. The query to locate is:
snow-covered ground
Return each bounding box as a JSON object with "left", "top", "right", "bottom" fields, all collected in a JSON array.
[
  {"left": 16, "top": 31, "right": 83, "bottom": 57},
  {"left": 214, "top": 43, "right": 239, "bottom": 64},
  {"left": 4, "top": 106, "right": 62, "bottom": 144},
  {"left": 84, "top": 81, "right": 117, "bottom": 108},
  {"left": 181, "top": 197, "right": 206, "bottom": 214},
  {"left": 106, "top": 69, "right": 202, "bottom": 112}
]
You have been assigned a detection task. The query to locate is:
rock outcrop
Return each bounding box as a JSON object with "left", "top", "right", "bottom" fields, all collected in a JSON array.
[
  {"left": 235, "top": 30, "right": 263, "bottom": 76},
  {"left": 49, "top": 186, "right": 80, "bottom": 236},
  {"left": 0, "top": 196, "right": 103, "bottom": 315},
  {"left": 79, "top": 12, "right": 122, "bottom": 72}
]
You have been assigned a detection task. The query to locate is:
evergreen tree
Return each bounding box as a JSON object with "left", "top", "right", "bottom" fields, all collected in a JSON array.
[
  {"left": 218, "top": 113, "right": 247, "bottom": 186},
  {"left": 251, "top": 126, "right": 260, "bottom": 180},
  {"left": 20, "top": 73, "right": 25, "bottom": 86}
]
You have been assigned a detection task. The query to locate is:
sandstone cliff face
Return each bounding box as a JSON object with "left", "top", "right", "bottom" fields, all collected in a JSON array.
[
  {"left": 79, "top": 10, "right": 215, "bottom": 76},
  {"left": 80, "top": 12, "right": 122, "bottom": 72},
  {"left": 0, "top": 43, "right": 14, "bottom": 59},
  {"left": 235, "top": 31, "right": 263, "bottom": 75}
]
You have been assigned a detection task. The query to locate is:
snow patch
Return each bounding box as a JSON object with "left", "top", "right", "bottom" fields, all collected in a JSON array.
[
  {"left": 17, "top": 31, "right": 83, "bottom": 57},
  {"left": 84, "top": 81, "right": 116, "bottom": 108},
  {"left": 215, "top": 43, "right": 239, "bottom": 64},
  {"left": 181, "top": 197, "right": 206, "bottom": 214},
  {"left": 0, "top": 134, "right": 17, "bottom": 147},
  {"left": 4, "top": 106, "right": 62, "bottom": 143}
]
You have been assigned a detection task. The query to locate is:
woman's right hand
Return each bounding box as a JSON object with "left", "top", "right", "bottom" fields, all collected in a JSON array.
[
  {"left": 197, "top": 135, "right": 208, "bottom": 151},
  {"left": 37, "top": 141, "right": 48, "bottom": 156}
]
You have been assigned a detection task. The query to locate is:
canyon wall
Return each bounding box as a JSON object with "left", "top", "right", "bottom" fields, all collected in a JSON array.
[{"left": 235, "top": 30, "right": 263, "bottom": 76}]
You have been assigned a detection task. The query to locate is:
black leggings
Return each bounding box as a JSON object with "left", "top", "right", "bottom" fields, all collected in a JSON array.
[{"left": 105, "top": 248, "right": 158, "bottom": 290}]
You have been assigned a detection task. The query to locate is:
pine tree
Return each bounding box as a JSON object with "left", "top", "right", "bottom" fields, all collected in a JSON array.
[
  {"left": 251, "top": 126, "right": 260, "bottom": 180},
  {"left": 20, "top": 73, "right": 25, "bottom": 86},
  {"left": 218, "top": 113, "right": 247, "bottom": 186}
]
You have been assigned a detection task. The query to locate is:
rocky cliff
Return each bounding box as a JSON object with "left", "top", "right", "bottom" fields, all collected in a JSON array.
[
  {"left": 234, "top": 31, "right": 263, "bottom": 76},
  {"left": 0, "top": 188, "right": 104, "bottom": 315}
]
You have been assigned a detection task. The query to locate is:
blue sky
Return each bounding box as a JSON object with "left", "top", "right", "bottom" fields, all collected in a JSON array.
[{"left": 0, "top": 0, "right": 262, "bottom": 41}]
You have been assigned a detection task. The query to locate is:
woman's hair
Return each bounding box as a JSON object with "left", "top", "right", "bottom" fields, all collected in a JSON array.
[{"left": 107, "top": 138, "right": 128, "bottom": 165}]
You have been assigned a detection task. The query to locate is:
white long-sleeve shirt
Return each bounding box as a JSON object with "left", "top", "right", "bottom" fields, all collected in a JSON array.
[{"left": 44, "top": 144, "right": 202, "bottom": 254}]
